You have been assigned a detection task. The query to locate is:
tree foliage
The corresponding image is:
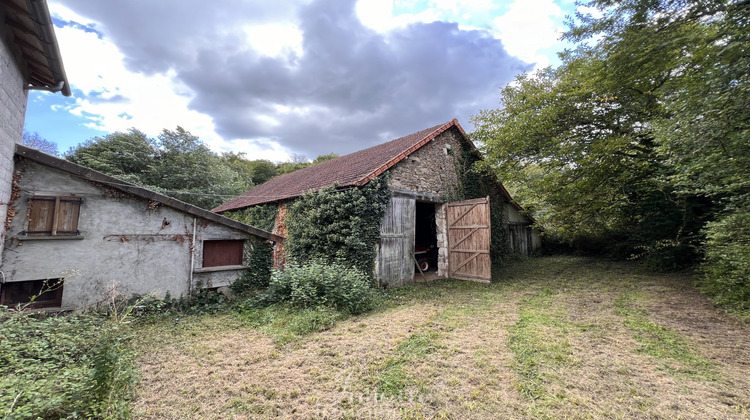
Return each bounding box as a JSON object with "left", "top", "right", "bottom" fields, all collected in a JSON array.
[
  {"left": 66, "top": 127, "right": 247, "bottom": 209},
  {"left": 473, "top": 0, "right": 749, "bottom": 303}
]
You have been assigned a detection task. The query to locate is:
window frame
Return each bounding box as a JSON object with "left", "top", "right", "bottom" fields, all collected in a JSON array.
[
  {"left": 0, "top": 279, "right": 64, "bottom": 309},
  {"left": 26, "top": 195, "right": 82, "bottom": 237},
  {"left": 201, "top": 239, "right": 245, "bottom": 268}
]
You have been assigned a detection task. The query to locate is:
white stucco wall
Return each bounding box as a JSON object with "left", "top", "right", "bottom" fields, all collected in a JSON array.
[
  {"left": 2, "top": 160, "right": 264, "bottom": 309},
  {"left": 0, "top": 28, "right": 29, "bottom": 260}
]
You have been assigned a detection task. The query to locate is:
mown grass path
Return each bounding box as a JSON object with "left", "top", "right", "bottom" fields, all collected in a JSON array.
[{"left": 132, "top": 257, "right": 750, "bottom": 419}]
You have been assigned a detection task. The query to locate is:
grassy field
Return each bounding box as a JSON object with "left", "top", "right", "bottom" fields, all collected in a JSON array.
[{"left": 131, "top": 256, "right": 750, "bottom": 419}]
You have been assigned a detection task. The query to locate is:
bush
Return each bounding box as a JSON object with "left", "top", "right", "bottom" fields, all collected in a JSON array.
[
  {"left": 257, "top": 259, "right": 374, "bottom": 314},
  {"left": 0, "top": 309, "right": 137, "bottom": 419},
  {"left": 699, "top": 212, "right": 750, "bottom": 312}
]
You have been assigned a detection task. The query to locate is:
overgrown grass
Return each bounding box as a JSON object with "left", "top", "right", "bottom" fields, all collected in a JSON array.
[
  {"left": 235, "top": 304, "right": 344, "bottom": 345},
  {"left": 0, "top": 308, "right": 138, "bottom": 419}
]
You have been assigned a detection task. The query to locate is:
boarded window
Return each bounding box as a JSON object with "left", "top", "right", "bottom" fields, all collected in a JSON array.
[
  {"left": 0, "top": 279, "right": 64, "bottom": 308},
  {"left": 202, "top": 240, "right": 244, "bottom": 267},
  {"left": 27, "top": 196, "right": 82, "bottom": 236}
]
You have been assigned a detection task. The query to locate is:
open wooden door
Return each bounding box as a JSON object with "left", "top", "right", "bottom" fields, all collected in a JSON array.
[
  {"left": 377, "top": 196, "right": 415, "bottom": 287},
  {"left": 446, "top": 197, "right": 491, "bottom": 283}
]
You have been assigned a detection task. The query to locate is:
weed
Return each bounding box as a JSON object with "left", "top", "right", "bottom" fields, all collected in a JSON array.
[{"left": 0, "top": 309, "right": 137, "bottom": 419}]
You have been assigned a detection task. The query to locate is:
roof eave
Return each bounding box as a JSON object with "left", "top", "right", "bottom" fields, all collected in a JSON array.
[
  {"left": 28, "top": 0, "right": 71, "bottom": 96},
  {"left": 15, "top": 145, "right": 283, "bottom": 242}
]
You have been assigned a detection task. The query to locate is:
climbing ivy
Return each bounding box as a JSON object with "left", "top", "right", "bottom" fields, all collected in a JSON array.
[
  {"left": 454, "top": 137, "right": 512, "bottom": 264},
  {"left": 229, "top": 238, "right": 274, "bottom": 293},
  {"left": 223, "top": 206, "right": 277, "bottom": 292},
  {"left": 223, "top": 203, "right": 278, "bottom": 232},
  {"left": 285, "top": 177, "right": 392, "bottom": 277}
]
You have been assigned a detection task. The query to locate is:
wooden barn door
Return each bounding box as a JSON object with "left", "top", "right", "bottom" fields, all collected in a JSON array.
[
  {"left": 446, "top": 197, "right": 491, "bottom": 283},
  {"left": 377, "top": 196, "right": 416, "bottom": 287}
]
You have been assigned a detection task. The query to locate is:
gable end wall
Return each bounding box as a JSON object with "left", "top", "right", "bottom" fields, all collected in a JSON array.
[{"left": 386, "top": 128, "right": 462, "bottom": 199}]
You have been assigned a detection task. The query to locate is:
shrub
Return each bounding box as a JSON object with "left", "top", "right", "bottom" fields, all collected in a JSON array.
[
  {"left": 257, "top": 259, "right": 374, "bottom": 314},
  {"left": 699, "top": 212, "right": 750, "bottom": 312},
  {"left": 0, "top": 309, "right": 137, "bottom": 419}
]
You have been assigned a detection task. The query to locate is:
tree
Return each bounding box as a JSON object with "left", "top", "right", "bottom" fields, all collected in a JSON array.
[
  {"left": 473, "top": 0, "right": 749, "bottom": 304},
  {"left": 66, "top": 129, "right": 155, "bottom": 184},
  {"left": 66, "top": 127, "right": 249, "bottom": 209},
  {"left": 21, "top": 131, "right": 59, "bottom": 156},
  {"left": 312, "top": 153, "right": 339, "bottom": 165}
]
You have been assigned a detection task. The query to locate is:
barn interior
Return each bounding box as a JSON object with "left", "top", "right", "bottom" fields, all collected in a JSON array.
[{"left": 414, "top": 201, "right": 438, "bottom": 272}]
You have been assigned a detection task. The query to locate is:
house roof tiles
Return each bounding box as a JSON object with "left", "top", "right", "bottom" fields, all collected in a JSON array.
[
  {"left": 213, "top": 119, "right": 462, "bottom": 212},
  {"left": 212, "top": 119, "right": 530, "bottom": 219}
]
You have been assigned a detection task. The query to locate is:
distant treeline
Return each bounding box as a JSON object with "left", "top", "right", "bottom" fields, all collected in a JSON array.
[{"left": 23, "top": 128, "right": 337, "bottom": 210}]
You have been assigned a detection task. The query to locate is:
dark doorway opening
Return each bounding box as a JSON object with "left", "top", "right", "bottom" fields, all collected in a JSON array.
[{"left": 415, "top": 202, "right": 438, "bottom": 272}]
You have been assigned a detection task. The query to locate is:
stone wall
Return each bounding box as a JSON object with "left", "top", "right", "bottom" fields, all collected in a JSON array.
[
  {"left": 387, "top": 127, "right": 462, "bottom": 198},
  {"left": 0, "top": 24, "right": 29, "bottom": 260}
]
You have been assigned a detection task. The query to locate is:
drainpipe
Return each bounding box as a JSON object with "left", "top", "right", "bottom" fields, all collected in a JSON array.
[{"left": 188, "top": 217, "right": 196, "bottom": 294}]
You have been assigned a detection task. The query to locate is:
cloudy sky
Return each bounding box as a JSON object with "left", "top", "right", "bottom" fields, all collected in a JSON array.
[{"left": 24, "top": 0, "right": 577, "bottom": 162}]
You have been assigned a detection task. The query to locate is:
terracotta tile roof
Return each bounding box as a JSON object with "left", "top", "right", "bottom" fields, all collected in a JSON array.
[
  {"left": 212, "top": 119, "right": 532, "bottom": 221},
  {"left": 213, "top": 119, "right": 464, "bottom": 213}
]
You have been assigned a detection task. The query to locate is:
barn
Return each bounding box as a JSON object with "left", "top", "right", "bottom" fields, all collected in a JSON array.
[{"left": 214, "top": 119, "right": 541, "bottom": 286}]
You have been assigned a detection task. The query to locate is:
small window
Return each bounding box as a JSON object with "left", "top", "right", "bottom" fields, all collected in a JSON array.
[
  {"left": 0, "top": 279, "right": 64, "bottom": 308},
  {"left": 27, "top": 196, "right": 82, "bottom": 236},
  {"left": 202, "top": 240, "right": 244, "bottom": 267}
]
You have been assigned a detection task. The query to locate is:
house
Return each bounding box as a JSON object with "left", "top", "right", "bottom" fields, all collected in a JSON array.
[
  {"left": 0, "top": 145, "right": 283, "bottom": 309},
  {"left": 0, "top": 0, "right": 282, "bottom": 310},
  {"left": 214, "top": 119, "right": 541, "bottom": 287},
  {"left": 1, "top": 0, "right": 71, "bottom": 261}
]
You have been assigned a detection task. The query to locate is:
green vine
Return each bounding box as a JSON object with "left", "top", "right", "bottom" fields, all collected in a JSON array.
[
  {"left": 454, "top": 138, "right": 512, "bottom": 264},
  {"left": 285, "top": 176, "right": 392, "bottom": 277},
  {"left": 223, "top": 203, "right": 278, "bottom": 232},
  {"left": 230, "top": 240, "right": 274, "bottom": 293}
]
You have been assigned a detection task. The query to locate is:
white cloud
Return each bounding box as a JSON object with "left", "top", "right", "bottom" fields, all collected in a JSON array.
[
  {"left": 243, "top": 24, "right": 304, "bottom": 58},
  {"left": 493, "top": 0, "right": 564, "bottom": 69},
  {"left": 52, "top": 24, "right": 292, "bottom": 162},
  {"left": 49, "top": 1, "right": 96, "bottom": 26}
]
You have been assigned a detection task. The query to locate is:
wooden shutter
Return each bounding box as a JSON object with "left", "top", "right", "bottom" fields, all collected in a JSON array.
[
  {"left": 56, "top": 198, "right": 82, "bottom": 235},
  {"left": 377, "top": 196, "right": 415, "bottom": 287},
  {"left": 27, "top": 197, "right": 56, "bottom": 236},
  {"left": 446, "top": 197, "right": 492, "bottom": 282},
  {"left": 202, "top": 240, "right": 244, "bottom": 267},
  {"left": 28, "top": 196, "right": 81, "bottom": 236}
]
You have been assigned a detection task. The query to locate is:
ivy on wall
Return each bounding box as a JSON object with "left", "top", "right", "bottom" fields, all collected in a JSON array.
[
  {"left": 454, "top": 138, "right": 513, "bottom": 264},
  {"left": 230, "top": 237, "right": 274, "bottom": 293},
  {"left": 285, "top": 176, "right": 392, "bottom": 277},
  {"left": 223, "top": 205, "right": 278, "bottom": 291},
  {"left": 223, "top": 203, "right": 278, "bottom": 232}
]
